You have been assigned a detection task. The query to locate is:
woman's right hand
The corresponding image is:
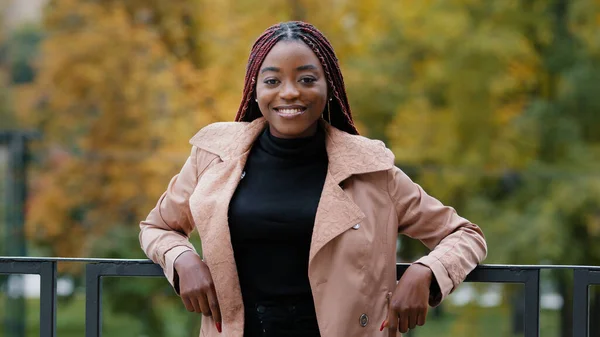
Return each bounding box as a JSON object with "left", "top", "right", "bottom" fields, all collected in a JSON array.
[{"left": 174, "top": 251, "right": 222, "bottom": 332}]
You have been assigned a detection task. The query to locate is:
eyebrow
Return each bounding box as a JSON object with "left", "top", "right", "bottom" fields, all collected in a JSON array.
[{"left": 260, "top": 64, "right": 318, "bottom": 74}]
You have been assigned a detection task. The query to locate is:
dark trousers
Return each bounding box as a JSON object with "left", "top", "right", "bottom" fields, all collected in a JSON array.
[{"left": 243, "top": 300, "right": 321, "bottom": 337}]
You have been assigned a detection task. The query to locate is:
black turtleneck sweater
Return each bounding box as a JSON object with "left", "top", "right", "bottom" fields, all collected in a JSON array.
[{"left": 228, "top": 125, "right": 327, "bottom": 336}]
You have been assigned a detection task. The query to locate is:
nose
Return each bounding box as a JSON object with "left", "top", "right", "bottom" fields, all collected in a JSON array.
[{"left": 279, "top": 81, "right": 300, "bottom": 100}]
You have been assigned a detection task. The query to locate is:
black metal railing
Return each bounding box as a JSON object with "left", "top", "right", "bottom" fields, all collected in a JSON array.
[{"left": 1, "top": 257, "right": 599, "bottom": 337}]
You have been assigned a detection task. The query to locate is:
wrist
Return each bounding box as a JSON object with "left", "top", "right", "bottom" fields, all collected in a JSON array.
[
  {"left": 412, "top": 263, "right": 433, "bottom": 284},
  {"left": 174, "top": 250, "right": 196, "bottom": 272}
]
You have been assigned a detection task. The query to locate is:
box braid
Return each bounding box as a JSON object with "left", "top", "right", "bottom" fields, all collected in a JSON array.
[{"left": 234, "top": 21, "right": 359, "bottom": 135}]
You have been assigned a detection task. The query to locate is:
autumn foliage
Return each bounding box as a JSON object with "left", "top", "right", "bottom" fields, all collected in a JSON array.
[{"left": 9, "top": 0, "right": 600, "bottom": 272}]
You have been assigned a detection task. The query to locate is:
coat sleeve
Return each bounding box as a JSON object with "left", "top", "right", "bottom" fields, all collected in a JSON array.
[
  {"left": 139, "top": 146, "right": 217, "bottom": 293},
  {"left": 387, "top": 166, "right": 487, "bottom": 306}
]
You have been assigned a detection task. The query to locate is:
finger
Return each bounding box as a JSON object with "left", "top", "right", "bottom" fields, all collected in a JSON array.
[
  {"left": 417, "top": 307, "right": 427, "bottom": 326},
  {"left": 387, "top": 310, "right": 399, "bottom": 336},
  {"left": 182, "top": 297, "right": 195, "bottom": 312},
  {"left": 191, "top": 296, "right": 203, "bottom": 314},
  {"left": 387, "top": 318, "right": 398, "bottom": 337},
  {"left": 408, "top": 310, "right": 417, "bottom": 330},
  {"left": 399, "top": 311, "right": 409, "bottom": 333},
  {"left": 207, "top": 284, "right": 222, "bottom": 324},
  {"left": 197, "top": 292, "right": 211, "bottom": 316}
]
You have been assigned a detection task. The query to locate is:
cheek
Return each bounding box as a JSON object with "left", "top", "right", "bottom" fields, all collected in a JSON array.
[
  {"left": 314, "top": 83, "right": 328, "bottom": 102},
  {"left": 311, "top": 86, "right": 328, "bottom": 107},
  {"left": 255, "top": 87, "right": 273, "bottom": 110}
]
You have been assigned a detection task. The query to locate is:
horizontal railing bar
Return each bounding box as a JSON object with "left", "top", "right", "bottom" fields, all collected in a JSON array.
[
  {"left": 398, "top": 265, "right": 541, "bottom": 283},
  {"left": 466, "top": 267, "right": 539, "bottom": 283},
  {"left": 0, "top": 260, "right": 48, "bottom": 274},
  {"left": 1, "top": 257, "right": 599, "bottom": 271},
  {"left": 86, "top": 263, "right": 163, "bottom": 277},
  {"left": 589, "top": 270, "right": 600, "bottom": 284},
  {"left": 0, "top": 257, "right": 154, "bottom": 263}
]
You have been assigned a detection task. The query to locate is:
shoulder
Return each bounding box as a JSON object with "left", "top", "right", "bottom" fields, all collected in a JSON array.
[
  {"left": 326, "top": 125, "right": 395, "bottom": 164},
  {"left": 188, "top": 118, "right": 267, "bottom": 159},
  {"left": 189, "top": 121, "right": 250, "bottom": 144},
  {"left": 346, "top": 133, "right": 393, "bottom": 159},
  {"left": 325, "top": 124, "right": 396, "bottom": 181}
]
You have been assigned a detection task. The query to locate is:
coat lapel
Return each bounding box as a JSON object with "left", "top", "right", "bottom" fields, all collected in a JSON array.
[
  {"left": 308, "top": 122, "right": 394, "bottom": 267},
  {"left": 308, "top": 173, "right": 365, "bottom": 262},
  {"left": 188, "top": 118, "right": 267, "bottom": 336},
  {"left": 190, "top": 158, "right": 247, "bottom": 335}
]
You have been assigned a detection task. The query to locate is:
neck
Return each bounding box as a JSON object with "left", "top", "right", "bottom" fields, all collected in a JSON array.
[{"left": 268, "top": 121, "right": 319, "bottom": 139}]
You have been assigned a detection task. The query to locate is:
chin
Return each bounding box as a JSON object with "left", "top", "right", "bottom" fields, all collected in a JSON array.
[{"left": 269, "top": 120, "right": 318, "bottom": 139}]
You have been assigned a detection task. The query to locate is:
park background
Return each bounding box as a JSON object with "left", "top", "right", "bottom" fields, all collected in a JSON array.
[{"left": 1, "top": 0, "right": 600, "bottom": 336}]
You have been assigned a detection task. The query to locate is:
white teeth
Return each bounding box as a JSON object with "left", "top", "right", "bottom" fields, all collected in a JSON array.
[{"left": 278, "top": 108, "right": 303, "bottom": 114}]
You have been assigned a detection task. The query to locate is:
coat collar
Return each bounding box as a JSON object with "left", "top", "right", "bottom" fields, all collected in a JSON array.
[{"left": 189, "top": 117, "right": 394, "bottom": 183}]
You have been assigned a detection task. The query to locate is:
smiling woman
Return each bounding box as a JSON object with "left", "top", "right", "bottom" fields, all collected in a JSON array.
[
  {"left": 235, "top": 22, "right": 357, "bottom": 135},
  {"left": 139, "top": 21, "right": 487, "bottom": 337}
]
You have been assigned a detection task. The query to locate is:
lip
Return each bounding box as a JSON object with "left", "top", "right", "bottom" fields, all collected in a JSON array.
[{"left": 273, "top": 105, "right": 307, "bottom": 119}]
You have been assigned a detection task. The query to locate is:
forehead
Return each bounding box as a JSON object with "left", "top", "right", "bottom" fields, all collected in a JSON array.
[{"left": 261, "top": 40, "right": 323, "bottom": 71}]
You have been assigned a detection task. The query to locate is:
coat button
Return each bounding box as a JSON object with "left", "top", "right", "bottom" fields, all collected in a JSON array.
[
  {"left": 359, "top": 313, "right": 369, "bottom": 327},
  {"left": 352, "top": 224, "right": 360, "bottom": 230}
]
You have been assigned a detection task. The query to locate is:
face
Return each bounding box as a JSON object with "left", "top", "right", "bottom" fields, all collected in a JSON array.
[{"left": 255, "top": 40, "right": 328, "bottom": 139}]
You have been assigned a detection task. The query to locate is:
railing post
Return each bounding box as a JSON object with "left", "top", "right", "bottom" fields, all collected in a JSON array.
[
  {"left": 85, "top": 264, "right": 102, "bottom": 337},
  {"left": 523, "top": 269, "right": 540, "bottom": 337},
  {"left": 39, "top": 261, "right": 57, "bottom": 337},
  {"left": 573, "top": 269, "right": 590, "bottom": 337}
]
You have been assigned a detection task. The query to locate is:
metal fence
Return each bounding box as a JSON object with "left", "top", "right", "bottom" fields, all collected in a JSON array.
[{"left": 0, "top": 257, "right": 599, "bottom": 337}]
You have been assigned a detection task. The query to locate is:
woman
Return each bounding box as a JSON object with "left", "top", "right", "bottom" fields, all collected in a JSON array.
[{"left": 139, "top": 21, "right": 487, "bottom": 337}]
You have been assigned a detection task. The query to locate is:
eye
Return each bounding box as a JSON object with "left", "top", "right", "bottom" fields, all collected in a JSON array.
[
  {"left": 264, "top": 78, "right": 279, "bottom": 85},
  {"left": 300, "top": 77, "right": 317, "bottom": 84}
]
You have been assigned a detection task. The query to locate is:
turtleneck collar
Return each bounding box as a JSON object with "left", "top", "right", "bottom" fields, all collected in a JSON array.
[{"left": 257, "top": 124, "right": 327, "bottom": 161}]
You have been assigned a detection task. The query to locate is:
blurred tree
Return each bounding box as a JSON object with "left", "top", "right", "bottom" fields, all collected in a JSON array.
[
  {"left": 6, "top": 25, "right": 43, "bottom": 85},
  {"left": 17, "top": 0, "right": 213, "bottom": 259}
]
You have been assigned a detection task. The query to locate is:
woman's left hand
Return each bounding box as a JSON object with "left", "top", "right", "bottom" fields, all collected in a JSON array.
[{"left": 381, "top": 263, "right": 433, "bottom": 335}]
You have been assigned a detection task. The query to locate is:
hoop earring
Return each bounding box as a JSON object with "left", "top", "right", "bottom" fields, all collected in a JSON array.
[{"left": 327, "top": 101, "right": 332, "bottom": 124}]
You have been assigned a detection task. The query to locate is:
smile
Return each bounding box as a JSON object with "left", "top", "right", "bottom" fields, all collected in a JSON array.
[{"left": 274, "top": 106, "right": 307, "bottom": 118}]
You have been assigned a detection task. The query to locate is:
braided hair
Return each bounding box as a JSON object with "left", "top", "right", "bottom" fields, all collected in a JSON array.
[{"left": 234, "top": 21, "right": 358, "bottom": 135}]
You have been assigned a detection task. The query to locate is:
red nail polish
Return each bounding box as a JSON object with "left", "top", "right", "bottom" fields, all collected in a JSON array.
[
  {"left": 380, "top": 320, "right": 386, "bottom": 332},
  {"left": 216, "top": 322, "right": 222, "bottom": 333}
]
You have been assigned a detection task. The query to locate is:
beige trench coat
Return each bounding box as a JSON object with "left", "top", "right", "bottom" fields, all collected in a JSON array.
[{"left": 139, "top": 117, "right": 487, "bottom": 337}]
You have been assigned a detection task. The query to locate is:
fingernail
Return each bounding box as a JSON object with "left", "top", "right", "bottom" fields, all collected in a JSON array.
[
  {"left": 216, "top": 322, "right": 222, "bottom": 333},
  {"left": 380, "top": 320, "right": 387, "bottom": 332}
]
